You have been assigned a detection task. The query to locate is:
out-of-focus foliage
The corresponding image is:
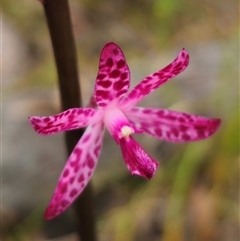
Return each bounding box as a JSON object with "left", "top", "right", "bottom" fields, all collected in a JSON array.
[{"left": 3, "top": 0, "right": 239, "bottom": 240}]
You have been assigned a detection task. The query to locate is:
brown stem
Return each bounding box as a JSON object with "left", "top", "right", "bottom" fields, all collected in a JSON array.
[{"left": 43, "top": 0, "right": 96, "bottom": 240}]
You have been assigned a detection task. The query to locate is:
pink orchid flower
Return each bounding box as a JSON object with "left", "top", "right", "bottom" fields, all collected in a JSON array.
[{"left": 29, "top": 42, "right": 221, "bottom": 219}]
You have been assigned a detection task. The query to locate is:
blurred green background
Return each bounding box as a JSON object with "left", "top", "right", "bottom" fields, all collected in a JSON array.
[{"left": 2, "top": 0, "right": 239, "bottom": 240}]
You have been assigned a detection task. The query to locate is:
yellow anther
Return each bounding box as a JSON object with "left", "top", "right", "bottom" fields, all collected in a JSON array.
[{"left": 120, "top": 126, "right": 133, "bottom": 138}]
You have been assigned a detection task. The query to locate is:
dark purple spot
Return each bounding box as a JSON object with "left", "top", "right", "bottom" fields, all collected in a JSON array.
[
  {"left": 82, "top": 134, "right": 91, "bottom": 143},
  {"left": 129, "top": 89, "right": 138, "bottom": 98},
  {"left": 68, "top": 114, "right": 75, "bottom": 122},
  {"left": 106, "top": 58, "right": 114, "bottom": 68},
  {"left": 182, "top": 134, "right": 191, "bottom": 141},
  {"left": 172, "top": 69, "right": 182, "bottom": 75},
  {"left": 121, "top": 72, "right": 128, "bottom": 80},
  {"left": 95, "top": 135, "right": 101, "bottom": 144},
  {"left": 144, "top": 84, "right": 152, "bottom": 90},
  {"left": 143, "top": 109, "right": 152, "bottom": 114},
  {"left": 140, "top": 122, "right": 149, "bottom": 127},
  {"left": 46, "top": 121, "right": 53, "bottom": 127},
  {"left": 174, "top": 66, "right": 183, "bottom": 72},
  {"left": 60, "top": 183, "right": 68, "bottom": 194},
  {"left": 97, "top": 73, "right": 106, "bottom": 80},
  {"left": 166, "top": 115, "right": 177, "bottom": 121},
  {"left": 93, "top": 145, "right": 101, "bottom": 157},
  {"left": 54, "top": 123, "right": 64, "bottom": 128},
  {"left": 142, "top": 89, "right": 151, "bottom": 95},
  {"left": 74, "top": 165, "right": 80, "bottom": 173},
  {"left": 153, "top": 72, "right": 164, "bottom": 78},
  {"left": 171, "top": 128, "right": 179, "bottom": 137},
  {"left": 141, "top": 79, "right": 149, "bottom": 84},
  {"left": 182, "top": 113, "right": 190, "bottom": 118},
  {"left": 178, "top": 117, "right": 185, "bottom": 123},
  {"left": 63, "top": 169, "right": 69, "bottom": 178},
  {"left": 33, "top": 118, "right": 41, "bottom": 123},
  {"left": 88, "top": 171, "right": 92, "bottom": 177},
  {"left": 162, "top": 64, "right": 172, "bottom": 72},
  {"left": 72, "top": 109, "right": 77, "bottom": 114},
  {"left": 157, "top": 110, "right": 164, "bottom": 117},
  {"left": 186, "top": 116, "right": 194, "bottom": 122},
  {"left": 74, "top": 148, "right": 82, "bottom": 160},
  {"left": 57, "top": 113, "right": 64, "bottom": 119},
  {"left": 113, "top": 80, "right": 127, "bottom": 91},
  {"left": 98, "top": 80, "right": 112, "bottom": 88},
  {"left": 69, "top": 176, "right": 75, "bottom": 184},
  {"left": 70, "top": 121, "right": 80, "bottom": 126},
  {"left": 179, "top": 125, "right": 188, "bottom": 132},
  {"left": 99, "top": 102, "right": 107, "bottom": 107},
  {"left": 44, "top": 117, "right": 50, "bottom": 123},
  {"left": 78, "top": 174, "right": 85, "bottom": 183},
  {"left": 64, "top": 110, "right": 70, "bottom": 116},
  {"left": 196, "top": 129, "right": 205, "bottom": 138},
  {"left": 110, "top": 69, "right": 120, "bottom": 78},
  {"left": 48, "top": 128, "right": 58, "bottom": 133},
  {"left": 194, "top": 124, "right": 206, "bottom": 130},
  {"left": 96, "top": 90, "right": 109, "bottom": 98},
  {"left": 70, "top": 160, "right": 76, "bottom": 168},
  {"left": 175, "top": 62, "right": 182, "bottom": 68},
  {"left": 69, "top": 188, "right": 78, "bottom": 198},
  {"left": 76, "top": 109, "right": 83, "bottom": 115},
  {"left": 155, "top": 129, "right": 162, "bottom": 137},
  {"left": 181, "top": 52, "right": 186, "bottom": 58},
  {"left": 117, "top": 59, "right": 125, "bottom": 68},
  {"left": 87, "top": 155, "right": 95, "bottom": 169},
  {"left": 61, "top": 199, "right": 69, "bottom": 208},
  {"left": 113, "top": 48, "right": 119, "bottom": 55},
  {"left": 116, "top": 89, "right": 127, "bottom": 97}
]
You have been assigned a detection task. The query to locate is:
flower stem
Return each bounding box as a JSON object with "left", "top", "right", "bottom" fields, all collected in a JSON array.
[{"left": 43, "top": 1, "right": 96, "bottom": 240}]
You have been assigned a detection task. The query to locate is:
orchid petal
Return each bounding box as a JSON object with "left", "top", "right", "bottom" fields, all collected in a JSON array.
[
  {"left": 94, "top": 42, "right": 130, "bottom": 108},
  {"left": 119, "top": 136, "right": 159, "bottom": 179},
  {"left": 44, "top": 122, "right": 105, "bottom": 219},
  {"left": 29, "top": 108, "right": 98, "bottom": 135},
  {"left": 125, "top": 107, "right": 221, "bottom": 142},
  {"left": 122, "top": 49, "right": 189, "bottom": 109}
]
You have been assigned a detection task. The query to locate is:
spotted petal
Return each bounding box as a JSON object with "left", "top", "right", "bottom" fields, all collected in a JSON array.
[
  {"left": 44, "top": 122, "right": 105, "bottom": 219},
  {"left": 122, "top": 49, "right": 189, "bottom": 109},
  {"left": 29, "top": 108, "right": 98, "bottom": 135},
  {"left": 94, "top": 42, "right": 130, "bottom": 108},
  {"left": 119, "top": 136, "right": 159, "bottom": 179},
  {"left": 125, "top": 107, "right": 221, "bottom": 142}
]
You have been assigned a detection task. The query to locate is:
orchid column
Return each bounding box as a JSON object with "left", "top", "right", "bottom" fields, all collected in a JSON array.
[{"left": 42, "top": 0, "right": 96, "bottom": 240}]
